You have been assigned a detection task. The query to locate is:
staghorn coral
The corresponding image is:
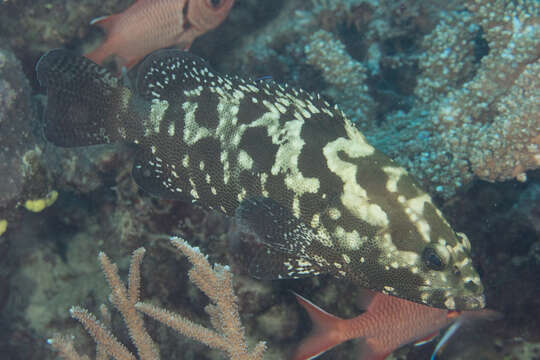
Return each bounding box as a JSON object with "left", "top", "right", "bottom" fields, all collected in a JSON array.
[{"left": 49, "top": 237, "right": 266, "bottom": 360}]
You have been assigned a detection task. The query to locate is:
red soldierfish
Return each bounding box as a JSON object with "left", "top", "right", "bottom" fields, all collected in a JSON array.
[
  {"left": 292, "top": 290, "right": 500, "bottom": 360},
  {"left": 85, "top": 0, "right": 235, "bottom": 69}
]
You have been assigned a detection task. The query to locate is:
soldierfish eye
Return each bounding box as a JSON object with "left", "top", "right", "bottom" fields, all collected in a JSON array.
[
  {"left": 422, "top": 247, "right": 445, "bottom": 271},
  {"left": 210, "top": 0, "right": 221, "bottom": 7}
]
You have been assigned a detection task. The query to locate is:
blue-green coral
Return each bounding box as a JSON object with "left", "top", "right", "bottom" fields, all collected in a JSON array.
[{"left": 224, "top": 0, "right": 540, "bottom": 199}]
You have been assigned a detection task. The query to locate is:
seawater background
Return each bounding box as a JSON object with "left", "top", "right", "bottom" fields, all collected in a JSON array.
[{"left": 0, "top": 0, "right": 539, "bottom": 359}]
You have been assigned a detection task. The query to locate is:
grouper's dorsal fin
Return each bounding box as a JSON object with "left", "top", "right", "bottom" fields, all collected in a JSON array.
[
  {"left": 135, "top": 49, "right": 216, "bottom": 101},
  {"left": 236, "top": 197, "right": 335, "bottom": 279}
]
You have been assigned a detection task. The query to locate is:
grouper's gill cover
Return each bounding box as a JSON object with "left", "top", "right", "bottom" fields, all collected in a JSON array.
[{"left": 36, "top": 49, "right": 486, "bottom": 310}]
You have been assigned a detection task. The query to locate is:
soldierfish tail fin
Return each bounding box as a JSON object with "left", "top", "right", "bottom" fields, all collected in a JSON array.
[
  {"left": 291, "top": 292, "right": 346, "bottom": 360},
  {"left": 36, "top": 49, "right": 132, "bottom": 147}
]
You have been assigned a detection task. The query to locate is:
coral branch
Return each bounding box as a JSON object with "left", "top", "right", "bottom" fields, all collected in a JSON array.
[
  {"left": 69, "top": 306, "right": 137, "bottom": 360},
  {"left": 136, "top": 236, "right": 266, "bottom": 360},
  {"left": 98, "top": 249, "right": 159, "bottom": 360},
  {"left": 49, "top": 239, "right": 266, "bottom": 360}
]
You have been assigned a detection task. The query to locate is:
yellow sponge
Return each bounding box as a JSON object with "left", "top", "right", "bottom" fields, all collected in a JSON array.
[
  {"left": 0, "top": 219, "right": 7, "bottom": 236},
  {"left": 24, "top": 190, "right": 59, "bottom": 213}
]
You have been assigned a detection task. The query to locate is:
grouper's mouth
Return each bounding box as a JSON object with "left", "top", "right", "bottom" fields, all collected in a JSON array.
[
  {"left": 417, "top": 285, "right": 486, "bottom": 310},
  {"left": 456, "top": 294, "right": 486, "bottom": 310}
]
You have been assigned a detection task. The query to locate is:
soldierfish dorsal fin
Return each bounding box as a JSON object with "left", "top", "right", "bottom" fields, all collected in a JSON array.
[{"left": 291, "top": 292, "right": 344, "bottom": 360}]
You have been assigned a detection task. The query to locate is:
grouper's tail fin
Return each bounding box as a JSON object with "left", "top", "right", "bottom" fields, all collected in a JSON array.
[{"left": 36, "top": 49, "right": 131, "bottom": 147}]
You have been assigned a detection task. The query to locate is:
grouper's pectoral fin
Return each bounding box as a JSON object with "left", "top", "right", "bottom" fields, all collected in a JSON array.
[
  {"left": 249, "top": 247, "right": 322, "bottom": 280},
  {"left": 235, "top": 196, "right": 333, "bottom": 280},
  {"left": 132, "top": 148, "right": 192, "bottom": 201}
]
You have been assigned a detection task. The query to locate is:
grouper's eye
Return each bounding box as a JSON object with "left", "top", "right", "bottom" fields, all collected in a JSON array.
[{"left": 422, "top": 247, "right": 445, "bottom": 271}]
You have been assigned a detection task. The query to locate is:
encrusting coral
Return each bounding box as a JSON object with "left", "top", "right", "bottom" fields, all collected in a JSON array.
[
  {"left": 416, "top": 0, "right": 540, "bottom": 184},
  {"left": 48, "top": 237, "right": 266, "bottom": 360},
  {"left": 353, "top": 0, "right": 540, "bottom": 196},
  {"left": 223, "top": 0, "right": 540, "bottom": 198}
]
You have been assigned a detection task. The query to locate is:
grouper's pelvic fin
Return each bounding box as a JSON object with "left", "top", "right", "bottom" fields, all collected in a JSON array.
[{"left": 36, "top": 49, "right": 133, "bottom": 147}]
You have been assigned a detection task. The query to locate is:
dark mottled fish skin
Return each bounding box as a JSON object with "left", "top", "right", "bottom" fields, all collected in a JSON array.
[{"left": 36, "top": 49, "right": 485, "bottom": 310}]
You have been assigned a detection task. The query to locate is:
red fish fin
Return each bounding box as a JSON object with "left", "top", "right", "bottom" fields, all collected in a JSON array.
[
  {"left": 460, "top": 308, "right": 503, "bottom": 323},
  {"left": 413, "top": 331, "right": 439, "bottom": 346},
  {"left": 356, "top": 288, "right": 378, "bottom": 310},
  {"left": 123, "top": 56, "right": 143, "bottom": 70},
  {"left": 90, "top": 14, "right": 120, "bottom": 34},
  {"left": 85, "top": 40, "right": 117, "bottom": 66},
  {"left": 354, "top": 338, "right": 389, "bottom": 360},
  {"left": 174, "top": 39, "right": 194, "bottom": 51},
  {"left": 85, "top": 14, "right": 123, "bottom": 65},
  {"left": 359, "top": 355, "right": 389, "bottom": 360},
  {"left": 292, "top": 292, "right": 345, "bottom": 360}
]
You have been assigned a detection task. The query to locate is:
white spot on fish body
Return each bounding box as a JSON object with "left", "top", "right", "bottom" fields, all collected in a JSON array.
[
  {"left": 275, "top": 102, "right": 287, "bottom": 114},
  {"left": 292, "top": 197, "right": 301, "bottom": 218},
  {"left": 328, "top": 207, "right": 341, "bottom": 220},
  {"left": 182, "top": 102, "right": 210, "bottom": 145},
  {"left": 306, "top": 101, "right": 320, "bottom": 114},
  {"left": 383, "top": 166, "right": 407, "bottom": 193},
  {"left": 182, "top": 154, "right": 190, "bottom": 168},
  {"left": 237, "top": 188, "right": 247, "bottom": 202},
  {"left": 311, "top": 213, "right": 320, "bottom": 228},
  {"left": 238, "top": 150, "right": 254, "bottom": 170},
  {"left": 146, "top": 99, "right": 169, "bottom": 136}
]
